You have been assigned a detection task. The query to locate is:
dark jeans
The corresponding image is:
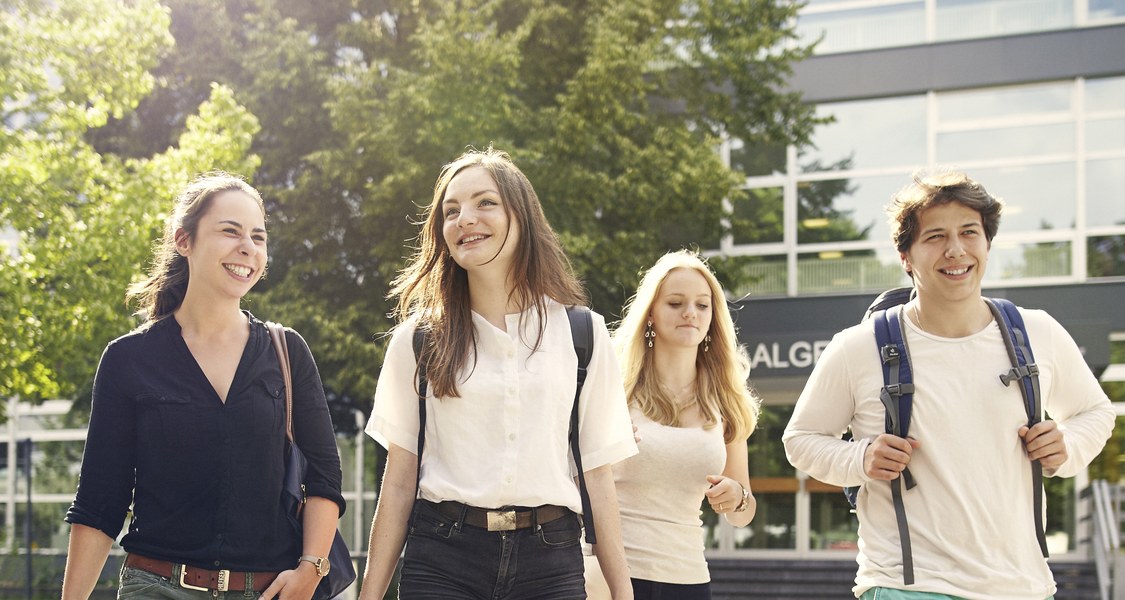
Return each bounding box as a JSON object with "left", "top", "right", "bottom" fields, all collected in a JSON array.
[
  {"left": 631, "top": 578, "right": 712, "bottom": 600},
  {"left": 399, "top": 500, "right": 585, "bottom": 600}
]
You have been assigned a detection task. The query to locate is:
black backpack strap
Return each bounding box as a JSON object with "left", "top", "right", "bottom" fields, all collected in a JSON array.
[
  {"left": 566, "top": 305, "right": 597, "bottom": 544},
  {"left": 411, "top": 327, "right": 428, "bottom": 529},
  {"left": 874, "top": 306, "right": 917, "bottom": 585},
  {"left": 986, "top": 298, "right": 1048, "bottom": 558}
]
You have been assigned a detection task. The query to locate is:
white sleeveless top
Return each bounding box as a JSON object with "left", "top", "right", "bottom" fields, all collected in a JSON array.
[{"left": 613, "top": 406, "right": 727, "bottom": 584}]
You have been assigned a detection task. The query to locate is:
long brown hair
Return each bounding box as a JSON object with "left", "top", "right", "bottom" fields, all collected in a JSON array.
[
  {"left": 127, "top": 173, "right": 264, "bottom": 326},
  {"left": 390, "top": 147, "right": 586, "bottom": 398},
  {"left": 614, "top": 250, "right": 759, "bottom": 443}
]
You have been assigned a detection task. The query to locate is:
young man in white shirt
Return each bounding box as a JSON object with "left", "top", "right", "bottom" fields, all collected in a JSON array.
[{"left": 783, "top": 169, "right": 1115, "bottom": 600}]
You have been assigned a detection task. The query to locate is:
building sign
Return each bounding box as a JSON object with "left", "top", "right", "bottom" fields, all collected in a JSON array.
[{"left": 749, "top": 339, "right": 832, "bottom": 372}]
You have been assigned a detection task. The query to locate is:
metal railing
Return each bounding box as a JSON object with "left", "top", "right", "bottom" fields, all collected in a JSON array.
[{"left": 1081, "top": 480, "right": 1124, "bottom": 600}]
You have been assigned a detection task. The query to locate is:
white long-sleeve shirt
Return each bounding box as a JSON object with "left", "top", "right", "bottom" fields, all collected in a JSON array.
[{"left": 783, "top": 306, "right": 1114, "bottom": 599}]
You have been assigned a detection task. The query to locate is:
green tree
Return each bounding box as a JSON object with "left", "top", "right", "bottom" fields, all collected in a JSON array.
[
  {"left": 59, "top": 0, "right": 821, "bottom": 423},
  {"left": 260, "top": 0, "right": 822, "bottom": 417},
  {"left": 0, "top": 0, "right": 260, "bottom": 411}
]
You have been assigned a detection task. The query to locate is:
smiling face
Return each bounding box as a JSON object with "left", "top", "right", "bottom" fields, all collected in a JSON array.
[
  {"left": 440, "top": 166, "right": 519, "bottom": 275},
  {"left": 900, "top": 201, "right": 990, "bottom": 306},
  {"left": 649, "top": 267, "right": 714, "bottom": 349},
  {"left": 177, "top": 190, "right": 267, "bottom": 302}
]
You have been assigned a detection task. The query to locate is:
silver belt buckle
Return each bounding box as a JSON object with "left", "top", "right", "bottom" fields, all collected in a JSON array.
[
  {"left": 486, "top": 510, "right": 517, "bottom": 531},
  {"left": 178, "top": 566, "right": 229, "bottom": 592}
]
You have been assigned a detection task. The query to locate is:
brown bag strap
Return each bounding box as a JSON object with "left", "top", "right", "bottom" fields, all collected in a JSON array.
[{"left": 266, "top": 322, "right": 294, "bottom": 444}]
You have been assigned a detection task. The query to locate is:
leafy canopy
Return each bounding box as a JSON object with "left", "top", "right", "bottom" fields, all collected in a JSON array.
[{"left": 0, "top": 0, "right": 260, "bottom": 411}]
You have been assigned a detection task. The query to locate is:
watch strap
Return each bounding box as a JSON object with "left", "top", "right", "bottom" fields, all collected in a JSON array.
[{"left": 298, "top": 554, "right": 329, "bottom": 577}]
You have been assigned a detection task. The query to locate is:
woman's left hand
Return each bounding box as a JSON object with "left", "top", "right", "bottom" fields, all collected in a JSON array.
[
  {"left": 259, "top": 562, "right": 321, "bottom": 600},
  {"left": 704, "top": 474, "right": 742, "bottom": 513}
]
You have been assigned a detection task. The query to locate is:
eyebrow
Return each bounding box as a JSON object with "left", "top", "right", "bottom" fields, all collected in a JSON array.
[
  {"left": 663, "top": 292, "right": 712, "bottom": 299},
  {"left": 219, "top": 219, "right": 267, "bottom": 234},
  {"left": 921, "top": 221, "right": 980, "bottom": 235},
  {"left": 443, "top": 189, "right": 499, "bottom": 205}
]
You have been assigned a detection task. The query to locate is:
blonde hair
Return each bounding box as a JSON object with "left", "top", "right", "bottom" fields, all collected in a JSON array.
[
  {"left": 614, "top": 250, "right": 759, "bottom": 442},
  {"left": 390, "top": 146, "right": 586, "bottom": 398}
]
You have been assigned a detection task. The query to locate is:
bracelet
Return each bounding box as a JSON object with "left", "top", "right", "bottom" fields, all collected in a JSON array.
[{"left": 733, "top": 483, "right": 751, "bottom": 512}]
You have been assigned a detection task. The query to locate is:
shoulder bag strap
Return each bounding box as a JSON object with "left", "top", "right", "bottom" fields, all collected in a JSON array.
[{"left": 267, "top": 322, "right": 295, "bottom": 444}]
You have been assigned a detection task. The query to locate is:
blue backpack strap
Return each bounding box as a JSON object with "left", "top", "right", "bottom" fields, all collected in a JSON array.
[
  {"left": 873, "top": 305, "right": 917, "bottom": 585},
  {"left": 567, "top": 305, "right": 597, "bottom": 544},
  {"left": 985, "top": 298, "right": 1048, "bottom": 558},
  {"left": 411, "top": 327, "right": 428, "bottom": 529}
]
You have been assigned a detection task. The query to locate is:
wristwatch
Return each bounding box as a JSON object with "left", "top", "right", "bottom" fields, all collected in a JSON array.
[{"left": 298, "top": 555, "right": 331, "bottom": 577}]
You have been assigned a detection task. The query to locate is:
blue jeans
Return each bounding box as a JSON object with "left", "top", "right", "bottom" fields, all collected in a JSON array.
[
  {"left": 118, "top": 566, "right": 261, "bottom": 600},
  {"left": 631, "top": 578, "right": 711, "bottom": 600},
  {"left": 399, "top": 500, "right": 585, "bottom": 599},
  {"left": 860, "top": 589, "right": 1054, "bottom": 600}
]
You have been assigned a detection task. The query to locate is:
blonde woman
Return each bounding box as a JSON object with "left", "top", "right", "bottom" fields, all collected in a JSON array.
[{"left": 590, "top": 250, "right": 759, "bottom": 600}]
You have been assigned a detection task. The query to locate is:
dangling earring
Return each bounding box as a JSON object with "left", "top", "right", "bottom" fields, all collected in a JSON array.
[
  {"left": 645, "top": 321, "right": 654, "bottom": 348},
  {"left": 703, "top": 334, "right": 711, "bottom": 353}
]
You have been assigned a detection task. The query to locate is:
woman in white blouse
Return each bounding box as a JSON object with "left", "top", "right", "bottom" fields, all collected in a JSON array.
[
  {"left": 358, "top": 147, "right": 638, "bottom": 600},
  {"left": 589, "top": 250, "right": 759, "bottom": 600}
]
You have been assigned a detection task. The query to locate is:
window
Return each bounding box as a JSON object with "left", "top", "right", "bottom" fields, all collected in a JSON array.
[
  {"left": 935, "top": 0, "right": 1073, "bottom": 42},
  {"left": 724, "top": 77, "right": 1125, "bottom": 294},
  {"left": 797, "top": 1, "right": 925, "bottom": 55},
  {"left": 803, "top": 97, "right": 927, "bottom": 173}
]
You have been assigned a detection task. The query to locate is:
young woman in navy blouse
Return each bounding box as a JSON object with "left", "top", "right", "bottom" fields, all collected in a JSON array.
[
  {"left": 61, "top": 174, "right": 345, "bottom": 600},
  {"left": 359, "top": 147, "right": 638, "bottom": 600}
]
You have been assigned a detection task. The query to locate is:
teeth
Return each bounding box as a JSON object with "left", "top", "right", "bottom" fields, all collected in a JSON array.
[
  {"left": 225, "top": 264, "right": 251, "bottom": 277},
  {"left": 943, "top": 267, "right": 969, "bottom": 275},
  {"left": 461, "top": 235, "right": 486, "bottom": 244}
]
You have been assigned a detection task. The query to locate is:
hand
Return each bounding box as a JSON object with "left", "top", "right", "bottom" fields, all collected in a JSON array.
[
  {"left": 1020, "top": 420, "right": 1067, "bottom": 472},
  {"left": 259, "top": 562, "right": 321, "bottom": 600},
  {"left": 703, "top": 475, "right": 742, "bottom": 513},
  {"left": 632, "top": 422, "right": 642, "bottom": 444},
  {"left": 863, "top": 434, "right": 921, "bottom": 481}
]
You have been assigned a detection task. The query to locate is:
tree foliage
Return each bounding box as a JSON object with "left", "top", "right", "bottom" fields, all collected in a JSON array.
[
  {"left": 8, "top": 0, "right": 821, "bottom": 425},
  {"left": 0, "top": 0, "right": 260, "bottom": 412},
  {"left": 275, "top": 0, "right": 821, "bottom": 418}
]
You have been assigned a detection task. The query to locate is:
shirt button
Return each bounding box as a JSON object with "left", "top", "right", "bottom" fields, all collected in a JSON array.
[
  {"left": 214, "top": 560, "right": 221, "bottom": 566},
  {"left": 508, "top": 433, "right": 516, "bottom": 441}
]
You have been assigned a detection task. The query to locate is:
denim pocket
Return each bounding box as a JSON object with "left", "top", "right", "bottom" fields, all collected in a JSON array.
[
  {"left": 410, "top": 503, "right": 458, "bottom": 540},
  {"left": 536, "top": 513, "right": 581, "bottom": 548},
  {"left": 118, "top": 567, "right": 168, "bottom": 599}
]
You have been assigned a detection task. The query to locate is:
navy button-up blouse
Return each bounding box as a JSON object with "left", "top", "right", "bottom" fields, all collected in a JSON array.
[{"left": 65, "top": 312, "right": 345, "bottom": 572}]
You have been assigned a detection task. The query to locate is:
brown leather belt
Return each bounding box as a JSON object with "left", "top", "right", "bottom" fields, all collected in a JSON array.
[
  {"left": 427, "top": 500, "right": 572, "bottom": 531},
  {"left": 124, "top": 554, "right": 279, "bottom": 593}
]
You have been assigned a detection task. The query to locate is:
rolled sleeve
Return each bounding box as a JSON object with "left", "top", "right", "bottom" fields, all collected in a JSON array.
[
  {"left": 366, "top": 323, "right": 421, "bottom": 454},
  {"left": 65, "top": 343, "right": 136, "bottom": 539},
  {"left": 575, "top": 311, "right": 638, "bottom": 472}
]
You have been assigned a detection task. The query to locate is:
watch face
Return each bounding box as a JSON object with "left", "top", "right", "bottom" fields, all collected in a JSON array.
[{"left": 318, "top": 558, "right": 330, "bottom": 576}]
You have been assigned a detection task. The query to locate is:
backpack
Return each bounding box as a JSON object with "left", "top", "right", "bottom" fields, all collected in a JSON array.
[
  {"left": 411, "top": 305, "right": 599, "bottom": 543},
  {"left": 845, "top": 287, "right": 1047, "bottom": 585}
]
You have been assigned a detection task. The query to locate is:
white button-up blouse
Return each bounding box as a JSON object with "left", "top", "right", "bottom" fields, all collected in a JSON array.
[{"left": 366, "top": 299, "right": 638, "bottom": 513}]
